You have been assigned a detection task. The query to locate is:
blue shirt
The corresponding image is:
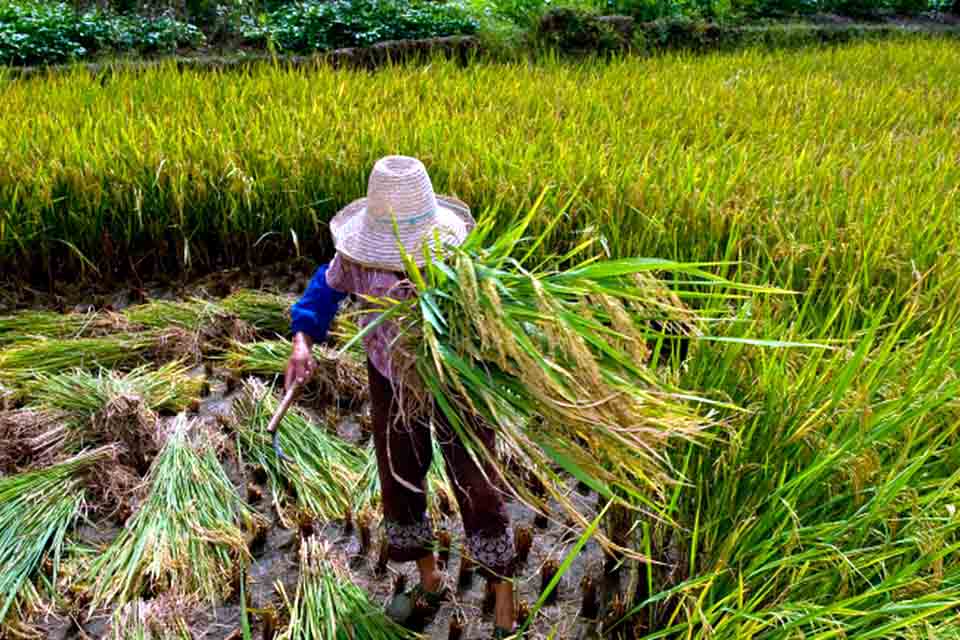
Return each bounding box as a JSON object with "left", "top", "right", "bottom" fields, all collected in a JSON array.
[{"left": 290, "top": 263, "right": 348, "bottom": 343}]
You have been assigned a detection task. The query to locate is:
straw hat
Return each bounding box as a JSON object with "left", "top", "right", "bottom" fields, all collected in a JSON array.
[{"left": 329, "top": 156, "right": 475, "bottom": 271}]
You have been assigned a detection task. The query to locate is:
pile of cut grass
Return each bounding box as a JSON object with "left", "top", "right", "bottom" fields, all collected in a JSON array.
[
  {"left": 88, "top": 415, "right": 262, "bottom": 609},
  {"left": 232, "top": 380, "right": 366, "bottom": 525}
]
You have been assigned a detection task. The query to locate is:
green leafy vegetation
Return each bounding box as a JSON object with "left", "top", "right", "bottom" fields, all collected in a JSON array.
[
  {"left": 0, "top": 37, "right": 957, "bottom": 636},
  {"left": 241, "top": 0, "right": 479, "bottom": 51},
  {"left": 0, "top": 1, "right": 203, "bottom": 65}
]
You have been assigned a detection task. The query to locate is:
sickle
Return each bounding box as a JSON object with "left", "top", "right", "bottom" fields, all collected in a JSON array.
[{"left": 267, "top": 382, "right": 300, "bottom": 465}]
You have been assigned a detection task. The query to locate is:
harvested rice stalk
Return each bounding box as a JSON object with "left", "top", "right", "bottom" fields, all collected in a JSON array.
[
  {"left": 279, "top": 537, "right": 421, "bottom": 640},
  {"left": 221, "top": 290, "right": 294, "bottom": 336},
  {"left": 0, "top": 408, "right": 68, "bottom": 473},
  {"left": 123, "top": 299, "right": 223, "bottom": 332},
  {"left": 33, "top": 362, "right": 204, "bottom": 415},
  {"left": 0, "top": 309, "right": 111, "bottom": 346},
  {"left": 27, "top": 363, "right": 204, "bottom": 474},
  {"left": 223, "top": 340, "right": 367, "bottom": 405},
  {"left": 0, "top": 335, "right": 156, "bottom": 389},
  {"left": 123, "top": 298, "right": 255, "bottom": 353},
  {"left": 110, "top": 596, "right": 195, "bottom": 640},
  {"left": 232, "top": 380, "right": 365, "bottom": 525},
  {"left": 0, "top": 447, "right": 113, "bottom": 626},
  {"left": 88, "top": 416, "right": 262, "bottom": 609},
  {"left": 356, "top": 208, "right": 778, "bottom": 546}
]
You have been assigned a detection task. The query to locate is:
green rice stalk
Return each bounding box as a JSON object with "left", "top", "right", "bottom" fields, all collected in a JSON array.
[
  {"left": 0, "top": 309, "right": 122, "bottom": 347},
  {"left": 0, "top": 447, "right": 114, "bottom": 625},
  {"left": 355, "top": 208, "right": 783, "bottom": 546},
  {"left": 232, "top": 379, "right": 366, "bottom": 526},
  {"left": 88, "top": 415, "right": 263, "bottom": 609},
  {"left": 32, "top": 361, "right": 204, "bottom": 416},
  {"left": 279, "top": 536, "right": 422, "bottom": 640},
  {"left": 11, "top": 363, "right": 205, "bottom": 475},
  {"left": 0, "top": 334, "right": 161, "bottom": 390},
  {"left": 123, "top": 299, "right": 225, "bottom": 332},
  {"left": 223, "top": 340, "right": 367, "bottom": 405},
  {"left": 221, "top": 290, "right": 294, "bottom": 337}
]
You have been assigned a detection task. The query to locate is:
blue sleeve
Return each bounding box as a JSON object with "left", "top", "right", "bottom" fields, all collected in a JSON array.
[{"left": 290, "top": 264, "right": 348, "bottom": 343}]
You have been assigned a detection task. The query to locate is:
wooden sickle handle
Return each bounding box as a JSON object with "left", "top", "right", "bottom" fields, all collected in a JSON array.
[{"left": 267, "top": 382, "right": 299, "bottom": 434}]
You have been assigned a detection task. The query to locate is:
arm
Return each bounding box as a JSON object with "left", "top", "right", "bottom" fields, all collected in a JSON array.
[{"left": 285, "top": 263, "right": 348, "bottom": 390}]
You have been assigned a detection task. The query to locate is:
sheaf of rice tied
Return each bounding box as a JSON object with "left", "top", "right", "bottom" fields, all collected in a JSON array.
[
  {"left": 87, "top": 415, "right": 264, "bottom": 609},
  {"left": 0, "top": 447, "right": 115, "bottom": 628},
  {"left": 231, "top": 379, "right": 367, "bottom": 526},
  {"left": 278, "top": 536, "right": 422, "bottom": 640},
  {"left": 222, "top": 338, "right": 367, "bottom": 406},
  {"left": 0, "top": 308, "right": 127, "bottom": 347},
  {"left": 0, "top": 334, "right": 158, "bottom": 391},
  {"left": 343, "top": 208, "right": 777, "bottom": 550},
  {"left": 1, "top": 363, "right": 204, "bottom": 480}
]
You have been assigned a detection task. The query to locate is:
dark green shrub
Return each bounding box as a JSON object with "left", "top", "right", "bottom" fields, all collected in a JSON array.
[
  {"left": 536, "top": 7, "right": 625, "bottom": 52},
  {"left": 0, "top": 1, "right": 203, "bottom": 65},
  {"left": 242, "top": 0, "right": 478, "bottom": 51}
]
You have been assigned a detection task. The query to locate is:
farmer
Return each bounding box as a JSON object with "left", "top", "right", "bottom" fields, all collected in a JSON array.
[{"left": 285, "top": 156, "right": 516, "bottom": 637}]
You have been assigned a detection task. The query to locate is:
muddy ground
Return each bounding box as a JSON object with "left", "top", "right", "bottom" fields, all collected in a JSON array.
[{"left": 31, "top": 367, "right": 627, "bottom": 640}]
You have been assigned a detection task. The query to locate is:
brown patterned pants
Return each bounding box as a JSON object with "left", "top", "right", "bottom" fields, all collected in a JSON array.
[{"left": 368, "top": 359, "right": 514, "bottom": 579}]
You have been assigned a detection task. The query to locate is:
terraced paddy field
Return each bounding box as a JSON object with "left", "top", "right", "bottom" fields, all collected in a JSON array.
[{"left": 1, "top": 36, "right": 959, "bottom": 639}]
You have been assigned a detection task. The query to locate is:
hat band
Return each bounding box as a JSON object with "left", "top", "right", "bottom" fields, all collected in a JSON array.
[{"left": 368, "top": 209, "right": 435, "bottom": 229}]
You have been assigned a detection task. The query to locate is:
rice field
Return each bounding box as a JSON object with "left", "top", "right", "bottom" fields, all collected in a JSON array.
[{"left": 1, "top": 36, "right": 959, "bottom": 639}]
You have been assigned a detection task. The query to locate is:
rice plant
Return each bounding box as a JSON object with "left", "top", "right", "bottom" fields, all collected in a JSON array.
[
  {"left": 0, "top": 335, "right": 157, "bottom": 389},
  {"left": 0, "top": 291, "right": 290, "bottom": 350},
  {"left": 88, "top": 415, "right": 263, "bottom": 609},
  {"left": 32, "top": 362, "right": 204, "bottom": 415},
  {"left": 3, "top": 362, "right": 204, "bottom": 474},
  {"left": 0, "top": 309, "right": 110, "bottom": 346},
  {"left": 232, "top": 380, "right": 367, "bottom": 525},
  {"left": 0, "top": 447, "right": 113, "bottom": 626},
  {"left": 350, "top": 205, "right": 780, "bottom": 542},
  {"left": 220, "top": 290, "right": 294, "bottom": 336},
  {"left": 0, "top": 40, "right": 956, "bottom": 333},
  {"left": 279, "top": 536, "right": 422, "bottom": 640},
  {"left": 223, "top": 339, "right": 367, "bottom": 403}
]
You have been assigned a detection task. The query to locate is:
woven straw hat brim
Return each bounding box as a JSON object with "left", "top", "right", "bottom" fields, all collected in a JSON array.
[{"left": 329, "top": 195, "right": 475, "bottom": 272}]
